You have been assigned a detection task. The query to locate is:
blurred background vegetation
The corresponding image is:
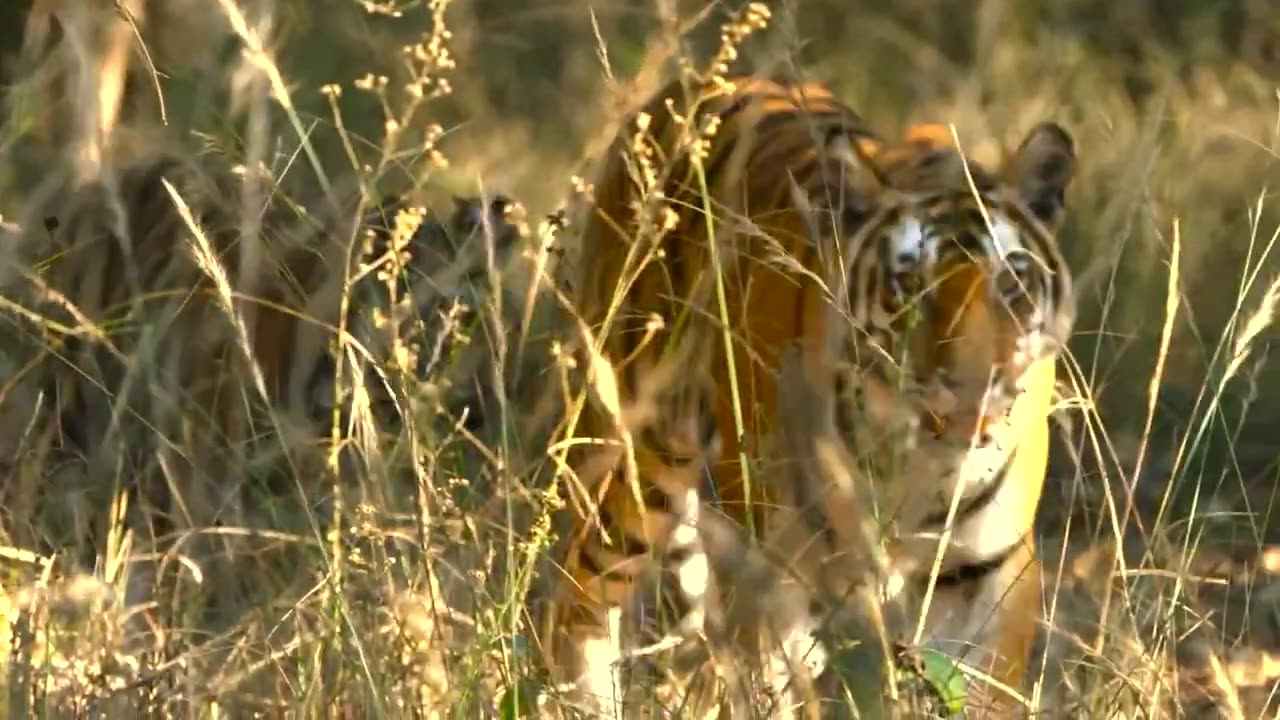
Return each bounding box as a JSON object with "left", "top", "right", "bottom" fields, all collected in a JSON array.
[
  {"left": 4, "top": 0, "right": 1266, "bottom": 543},
  {"left": 1, "top": 0, "right": 1279, "bottom": 714}
]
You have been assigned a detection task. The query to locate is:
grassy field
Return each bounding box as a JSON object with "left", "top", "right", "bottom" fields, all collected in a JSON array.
[{"left": 0, "top": 0, "right": 1279, "bottom": 717}]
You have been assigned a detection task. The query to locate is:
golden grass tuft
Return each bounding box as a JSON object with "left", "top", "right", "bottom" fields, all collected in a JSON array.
[{"left": 0, "top": 0, "right": 1277, "bottom": 717}]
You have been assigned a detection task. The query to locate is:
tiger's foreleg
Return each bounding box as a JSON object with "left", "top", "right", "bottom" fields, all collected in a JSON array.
[{"left": 543, "top": 365, "right": 723, "bottom": 715}]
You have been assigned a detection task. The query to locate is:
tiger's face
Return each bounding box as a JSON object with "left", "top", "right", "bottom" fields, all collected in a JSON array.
[
  {"left": 754, "top": 123, "right": 1078, "bottom": 706},
  {"left": 298, "top": 194, "right": 527, "bottom": 434},
  {"left": 792, "top": 122, "right": 1076, "bottom": 457}
]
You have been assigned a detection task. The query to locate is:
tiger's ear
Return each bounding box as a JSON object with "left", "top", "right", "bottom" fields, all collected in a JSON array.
[{"left": 1008, "top": 122, "right": 1076, "bottom": 229}]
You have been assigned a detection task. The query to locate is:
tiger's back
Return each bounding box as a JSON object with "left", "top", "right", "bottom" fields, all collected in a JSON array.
[
  {"left": 555, "top": 73, "right": 1076, "bottom": 714},
  {"left": 573, "top": 76, "right": 881, "bottom": 525}
]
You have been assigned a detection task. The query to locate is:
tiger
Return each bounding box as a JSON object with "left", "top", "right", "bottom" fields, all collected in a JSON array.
[
  {"left": 546, "top": 73, "right": 1076, "bottom": 715},
  {"left": 0, "top": 148, "right": 526, "bottom": 609}
]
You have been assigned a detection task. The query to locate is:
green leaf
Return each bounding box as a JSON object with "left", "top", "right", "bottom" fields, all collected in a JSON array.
[
  {"left": 498, "top": 677, "right": 543, "bottom": 720},
  {"left": 915, "top": 647, "right": 968, "bottom": 715}
]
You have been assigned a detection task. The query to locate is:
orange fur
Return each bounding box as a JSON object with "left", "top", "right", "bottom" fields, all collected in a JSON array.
[
  {"left": 902, "top": 121, "right": 955, "bottom": 147},
  {"left": 553, "top": 73, "right": 1077, "bottom": 713}
]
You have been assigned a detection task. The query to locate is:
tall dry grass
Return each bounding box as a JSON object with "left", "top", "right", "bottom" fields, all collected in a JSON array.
[{"left": 0, "top": 0, "right": 1277, "bottom": 717}]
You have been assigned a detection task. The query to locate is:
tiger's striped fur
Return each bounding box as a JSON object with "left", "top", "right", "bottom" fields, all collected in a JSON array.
[{"left": 549, "top": 74, "right": 1076, "bottom": 714}]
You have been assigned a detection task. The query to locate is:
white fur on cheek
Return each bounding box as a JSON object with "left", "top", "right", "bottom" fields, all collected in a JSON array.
[
  {"left": 887, "top": 216, "right": 926, "bottom": 273},
  {"left": 986, "top": 212, "right": 1057, "bottom": 365},
  {"left": 987, "top": 213, "right": 1024, "bottom": 259}
]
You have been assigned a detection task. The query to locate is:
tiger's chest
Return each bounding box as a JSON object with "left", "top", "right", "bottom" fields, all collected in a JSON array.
[{"left": 832, "top": 368, "right": 1033, "bottom": 572}]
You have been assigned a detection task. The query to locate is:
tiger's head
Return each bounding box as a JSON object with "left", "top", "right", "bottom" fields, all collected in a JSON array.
[
  {"left": 787, "top": 121, "right": 1076, "bottom": 457},
  {"left": 727, "top": 117, "right": 1077, "bottom": 699},
  {"left": 294, "top": 192, "right": 529, "bottom": 436}
]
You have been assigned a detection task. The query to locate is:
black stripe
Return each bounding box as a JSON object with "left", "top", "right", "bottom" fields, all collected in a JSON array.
[
  {"left": 595, "top": 507, "right": 652, "bottom": 559},
  {"left": 639, "top": 425, "right": 699, "bottom": 467},
  {"left": 921, "top": 449, "right": 1013, "bottom": 529},
  {"left": 576, "top": 538, "right": 648, "bottom": 580},
  {"left": 662, "top": 86, "right": 862, "bottom": 305},
  {"left": 695, "top": 77, "right": 861, "bottom": 183},
  {"left": 641, "top": 481, "right": 675, "bottom": 513},
  {"left": 665, "top": 543, "right": 692, "bottom": 565},
  {"left": 832, "top": 371, "right": 860, "bottom": 442},
  {"left": 576, "top": 544, "right": 606, "bottom": 575},
  {"left": 931, "top": 538, "right": 1025, "bottom": 588},
  {"left": 697, "top": 106, "right": 849, "bottom": 191}
]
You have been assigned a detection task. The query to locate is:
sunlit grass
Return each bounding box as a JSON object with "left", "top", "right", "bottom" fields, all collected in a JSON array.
[{"left": 0, "top": 0, "right": 1277, "bottom": 717}]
